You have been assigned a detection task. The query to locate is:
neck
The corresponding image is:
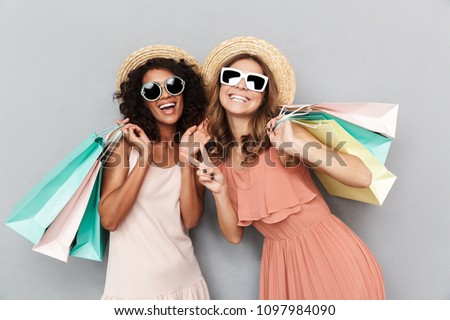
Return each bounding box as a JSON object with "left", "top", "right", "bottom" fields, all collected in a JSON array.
[
  {"left": 226, "top": 114, "right": 251, "bottom": 143},
  {"left": 158, "top": 124, "right": 177, "bottom": 142}
]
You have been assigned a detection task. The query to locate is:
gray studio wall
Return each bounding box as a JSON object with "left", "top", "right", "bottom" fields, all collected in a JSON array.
[{"left": 1, "top": 0, "right": 449, "bottom": 299}]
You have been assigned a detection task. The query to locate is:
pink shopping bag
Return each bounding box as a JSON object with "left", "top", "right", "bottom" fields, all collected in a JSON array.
[
  {"left": 32, "top": 160, "right": 102, "bottom": 262},
  {"left": 283, "top": 102, "right": 399, "bottom": 138}
]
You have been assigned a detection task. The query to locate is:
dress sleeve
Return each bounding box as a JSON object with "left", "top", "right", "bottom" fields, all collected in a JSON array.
[{"left": 228, "top": 148, "right": 317, "bottom": 227}]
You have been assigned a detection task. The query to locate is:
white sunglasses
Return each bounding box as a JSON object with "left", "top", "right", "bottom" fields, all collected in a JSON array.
[{"left": 220, "top": 67, "right": 268, "bottom": 92}]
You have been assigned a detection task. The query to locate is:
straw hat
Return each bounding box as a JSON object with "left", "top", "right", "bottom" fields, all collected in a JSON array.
[
  {"left": 116, "top": 45, "right": 201, "bottom": 91},
  {"left": 202, "top": 36, "right": 296, "bottom": 105}
]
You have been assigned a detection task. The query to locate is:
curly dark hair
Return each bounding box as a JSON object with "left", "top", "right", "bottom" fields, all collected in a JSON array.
[{"left": 114, "top": 58, "right": 207, "bottom": 143}]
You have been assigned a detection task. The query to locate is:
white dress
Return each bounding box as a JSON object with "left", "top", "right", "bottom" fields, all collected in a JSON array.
[{"left": 102, "top": 149, "right": 209, "bottom": 299}]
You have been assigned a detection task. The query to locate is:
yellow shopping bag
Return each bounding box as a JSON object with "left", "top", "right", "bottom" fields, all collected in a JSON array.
[{"left": 299, "top": 119, "right": 397, "bottom": 205}]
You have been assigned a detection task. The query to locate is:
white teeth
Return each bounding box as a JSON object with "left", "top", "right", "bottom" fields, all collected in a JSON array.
[
  {"left": 230, "top": 95, "right": 248, "bottom": 102},
  {"left": 159, "top": 103, "right": 175, "bottom": 109}
]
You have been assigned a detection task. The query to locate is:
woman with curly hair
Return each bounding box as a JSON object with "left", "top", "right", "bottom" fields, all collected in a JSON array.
[{"left": 98, "top": 45, "right": 210, "bottom": 300}]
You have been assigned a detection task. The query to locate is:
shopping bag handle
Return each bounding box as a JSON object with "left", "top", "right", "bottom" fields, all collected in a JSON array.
[
  {"left": 279, "top": 104, "right": 313, "bottom": 117},
  {"left": 99, "top": 128, "right": 123, "bottom": 164},
  {"left": 95, "top": 123, "right": 124, "bottom": 138},
  {"left": 276, "top": 105, "right": 317, "bottom": 129}
]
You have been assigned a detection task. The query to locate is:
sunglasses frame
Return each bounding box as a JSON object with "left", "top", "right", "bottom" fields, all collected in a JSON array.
[
  {"left": 140, "top": 76, "right": 185, "bottom": 102},
  {"left": 220, "top": 67, "right": 269, "bottom": 92}
]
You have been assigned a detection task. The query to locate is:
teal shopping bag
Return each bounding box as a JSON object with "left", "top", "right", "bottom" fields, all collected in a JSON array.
[
  {"left": 278, "top": 111, "right": 392, "bottom": 164},
  {"left": 69, "top": 167, "right": 109, "bottom": 261},
  {"left": 5, "top": 135, "right": 104, "bottom": 244},
  {"left": 5, "top": 126, "right": 121, "bottom": 245},
  {"left": 312, "top": 112, "right": 392, "bottom": 164},
  {"left": 69, "top": 129, "right": 122, "bottom": 261}
]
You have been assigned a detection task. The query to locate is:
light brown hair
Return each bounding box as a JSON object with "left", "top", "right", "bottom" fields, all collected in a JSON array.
[{"left": 205, "top": 54, "right": 280, "bottom": 165}]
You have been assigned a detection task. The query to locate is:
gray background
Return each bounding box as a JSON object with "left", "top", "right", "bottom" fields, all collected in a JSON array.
[{"left": 1, "top": 0, "right": 449, "bottom": 300}]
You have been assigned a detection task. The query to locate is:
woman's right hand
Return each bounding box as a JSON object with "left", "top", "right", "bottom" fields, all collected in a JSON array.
[
  {"left": 196, "top": 150, "right": 226, "bottom": 194},
  {"left": 116, "top": 118, "right": 152, "bottom": 163}
]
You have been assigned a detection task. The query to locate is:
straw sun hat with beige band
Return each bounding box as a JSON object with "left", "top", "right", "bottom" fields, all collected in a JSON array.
[
  {"left": 115, "top": 44, "right": 202, "bottom": 92},
  {"left": 202, "top": 36, "right": 296, "bottom": 105}
]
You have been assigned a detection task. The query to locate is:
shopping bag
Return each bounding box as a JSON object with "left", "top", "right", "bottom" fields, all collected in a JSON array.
[
  {"left": 69, "top": 166, "right": 109, "bottom": 262},
  {"left": 279, "top": 110, "right": 392, "bottom": 164},
  {"left": 5, "top": 126, "right": 121, "bottom": 244},
  {"left": 5, "top": 136, "right": 103, "bottom": 244},
  {"left": 289, "top": 119, "right": 396, "bottom": 205},
  {"left": 32, "top": 127, "right": 121, "bottom": 262},
  {"left": 324, "top": 114, "right": 392, "bottom": 165},
  {"left": 282, "top": 102, "right": 399, "bottom": 138},
  {"left": 32, "top": 160, "right": 102, "bottom": 262}
]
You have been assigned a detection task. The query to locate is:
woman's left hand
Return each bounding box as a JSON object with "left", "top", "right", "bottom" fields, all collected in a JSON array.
[
  {"left": 267, "top": 114, "right": 320, "bottom": 160},
  {"left": 266, "top": 115, "right": 297, "bottom": 154},
  {"left": 179, "top": 121, "right": 211, "bottom": 164}
]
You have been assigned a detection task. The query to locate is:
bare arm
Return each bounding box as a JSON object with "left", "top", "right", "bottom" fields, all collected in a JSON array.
[
  {"left": 196, "top": 159, "right": 244, "bottom": 244},
  {"left": 98, "top": 123, "right": 152, "bottom": 231},
  {"left": 267, "top": 117, "right": 372, "bottom": 188},
  {"left": 179, "top": 162, "right": 205, "bottom": 229},
  {"left": 178, "top": 123, "right": 211, "bottom": 229}
]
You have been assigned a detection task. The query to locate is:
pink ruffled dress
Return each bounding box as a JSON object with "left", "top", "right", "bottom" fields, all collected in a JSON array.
[{"left": 220, "top": 148, "right": 385, "bottom": 300}]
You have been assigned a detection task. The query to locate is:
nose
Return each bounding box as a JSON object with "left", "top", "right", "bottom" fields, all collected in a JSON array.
[
  {"left": 234, "top": 78, "right": 248, "bottom": 90},
  {"left": 159, "top": 85, "right": 170, "bottom": 99}
]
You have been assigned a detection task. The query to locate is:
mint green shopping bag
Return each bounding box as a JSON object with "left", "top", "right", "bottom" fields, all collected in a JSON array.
[
  {"left": 69, "top": 167, "right": 109, "bottom": 261},
  {"left": 5, "top": 126, "right": 121, "bottom": 244},
  {"left": 69, "top": 130, "right": 122, "bottom": 261},
  {"left": 278, "top": 110, "right": 392, "bottom": 164}
]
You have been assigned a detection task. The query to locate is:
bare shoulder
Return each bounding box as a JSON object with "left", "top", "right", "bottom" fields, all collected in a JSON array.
[
  {"left": 268, "top": 146, "right": 301, "bottom": 168},
  {"left": 103, "top": 136, "right": 131, "bottom": 170},
  {"left": 277, "top": 151, "right": 301, "bottom": 168}
]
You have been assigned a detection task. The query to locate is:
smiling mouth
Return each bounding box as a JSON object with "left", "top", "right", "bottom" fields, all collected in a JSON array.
[
  {"left": 159, "top": 103, "right": 176, "bottom": 110},
  {"left": 229, "top": 95, "right": 248, "bottom": 102}
]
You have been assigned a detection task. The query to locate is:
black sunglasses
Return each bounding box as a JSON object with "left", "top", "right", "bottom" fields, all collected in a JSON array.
[{"left": 140, "top": 76, "right": 185, "bottom": 101}]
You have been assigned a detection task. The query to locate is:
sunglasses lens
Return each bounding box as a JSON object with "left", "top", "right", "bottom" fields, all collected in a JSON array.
[
  {"left": 141, "top": 82, "right": 161, "bottom": 101},
  {"left": 247, "top": 75, "right": 267, "bottom": 91},
  {"left": 222, "top": 69, "right": 241, "bottom": 85},
  {"left": 166, "top": 76, "right": 185, "bottom": 96}
]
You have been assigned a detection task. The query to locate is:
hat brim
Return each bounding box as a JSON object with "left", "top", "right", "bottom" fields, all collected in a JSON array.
[
  {"left": 116, "top": 45, "right": 201, "bottom": 91},
  {"left": 202, "top": 36, "right": 296, "bottom": 105}
]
